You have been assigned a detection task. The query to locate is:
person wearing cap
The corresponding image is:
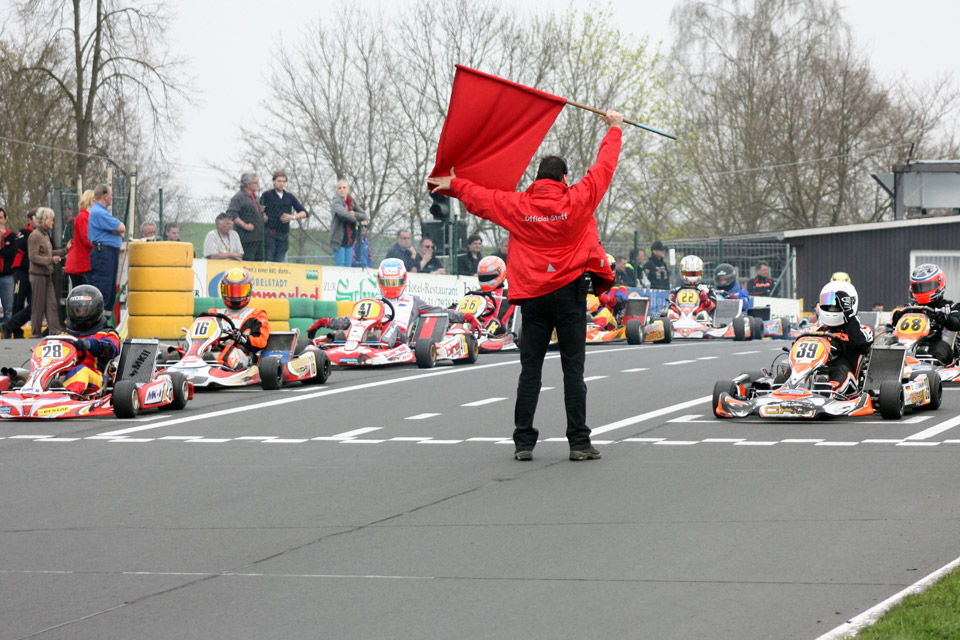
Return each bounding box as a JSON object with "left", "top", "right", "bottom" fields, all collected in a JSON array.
[{"left": 644, "top": 240, "right": 670, "bottom": 290}]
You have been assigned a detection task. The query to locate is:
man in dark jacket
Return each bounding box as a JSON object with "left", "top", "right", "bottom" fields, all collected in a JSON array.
[
  {"left": 259, "top": 170, "right": 307, "bottom": 263},
  {"left": 226, "top": 172, "right": 266, "bottom": 262},
  {"left": 644, "top": 240, "right": 670, "bottom": 289},
  {"left": 428, "top": 109, "right": 623, "bottom": 463},
  {"left": 2, "top": 209, "right": 36, "bottom": 338},
  {"left": 747, "top": 260, "right": 774, "bottom": 296}
]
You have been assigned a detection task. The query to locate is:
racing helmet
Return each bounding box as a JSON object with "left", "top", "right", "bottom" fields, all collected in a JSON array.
[
  {"left": 714, "top": 263, "right": 737, "bottom": 291},
  {"left": 606, "top": 253, "right": 616, "bottom": 274},
  {"left": 910, "top": 263, "right": 946, "bottom": 305},
  {"left": 220, "top": 267, "right": 253, "bottom": 310},
  {"left": 817, "top": 281, "right": 858, "bottom": 327},
  {"left": 65, "top": 284, "right": 104, "bottom": 331},
  {"left": 680, "top": 255, "right": 704, "bottom": 286},
  {"left": 377, "top": 258, "right": 407, "bottom": 299},
  {"left": 830, "top": 271, "right": 851, "bottom": 283},
  {"left": 477, "top": 255, "right": 506, "bottom": 292}
]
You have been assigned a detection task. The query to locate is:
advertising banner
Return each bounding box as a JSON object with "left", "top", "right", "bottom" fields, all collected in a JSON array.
[
  {"left": 321, "top": 266, "right": 478, "bottom": 307},
  {"left": 197, "top": 259, "right": 324, "bottom": 299}
]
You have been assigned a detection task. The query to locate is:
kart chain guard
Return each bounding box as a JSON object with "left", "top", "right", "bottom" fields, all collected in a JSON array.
[
  {"left": 862, "top": 345, "right": 906, "bottom": 395},
  {"left": 714, "top": 298, "right": 743, "bottom": 328},
  {"left": 262, "top": 331, "right": 298, "bottom": 363},
  {"left": 624, "top": 298, "right": 649, "bottom": 319},
  {"left": 414, "top": 313, "right": 450, "bottom": 344},
  {"left": 116, "top": 338, "right": 160, "bottom": 383}
]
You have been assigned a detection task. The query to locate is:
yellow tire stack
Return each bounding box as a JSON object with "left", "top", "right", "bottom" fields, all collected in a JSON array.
[{"left": 126, "top": 242, "right": 195, "bottom": 339}]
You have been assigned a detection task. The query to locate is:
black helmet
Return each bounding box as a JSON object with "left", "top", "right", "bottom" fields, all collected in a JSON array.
[
  {"left": 714, "top": 263, "right": 737, "bottom": 290},
  {"left": 66, "top": 285, "right": 104, "bottom": 331},
  {"left": 651, "top": 240, "right": 665, "bottom": 252}
]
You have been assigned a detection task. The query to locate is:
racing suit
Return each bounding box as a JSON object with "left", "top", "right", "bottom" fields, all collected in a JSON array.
[
  {"left": 206, "top": 306, "right": 270, "bottom": 370},
  {"left": 668, "top": 284, "right": 716, "bottom": 316},
  {"left": 813, "top": 317, "right": 873, "bottom": 395},
  {"left": 62, "top": 320, "right": 120, "bottom": 396},
  {"left": 323, "top": 293, "right": 475, "bottom": 347},
  {"left": 891, "top": 298, "right": 960, "bottom": 365},
  {"left": 465, "top": 286, "right": 515, "bottom": 336},
  {"left": 714, "top": 279, "right": 752, "bottom": 310},
  {"left": 593, "top": 285, "right": 629, "bottom": 329}
]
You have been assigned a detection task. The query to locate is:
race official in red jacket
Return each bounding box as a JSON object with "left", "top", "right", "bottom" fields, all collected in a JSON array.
[{"left": 428, "top": 109, "right": 623, "bottom": 462}]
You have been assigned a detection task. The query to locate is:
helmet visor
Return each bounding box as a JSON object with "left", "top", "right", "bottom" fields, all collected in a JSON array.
[
  {"left": 681, "top": 269, "right": 702, "bottom": 279},
  {"left": 379, "top": 276, "right": 404, "bottom": 289},
  {"left": 819, "top": 290, "right": 842, "bottom": 312},
  {"left": 911, "top": 280, "right": 940, "bottom": 295},
  {"left": 222, "top": 283, "right": 252, "bottom": 299},
  {"left": 478, "top": 272, "right": 499, "bottom": 283}
]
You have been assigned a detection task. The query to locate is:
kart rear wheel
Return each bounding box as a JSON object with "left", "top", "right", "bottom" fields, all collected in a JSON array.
[
  {"left": 878, "top": 380, "right": 905, "bottom": 420},
  {"left": 259, "top": 356, "right": 284, "bottom": 390},
  {"left": 922, "top": 372, "right": 943, "bottom": 411},
  {"left": 778, "top": 317, "right": 791, "bottom": 339},
  {"left": 303, "top": 350, "right": 331, "bottom": 384},
  {"left": 295, "top": 338, "right": 312, "bottom": 355},
  {"left": 113, "top": 380, "right": 140, "bottom": 419},
  {"left": 168, "top": 372, "right": 189, "bottom": 410},
  {"left": 713, "top": 380, "right": 737, "bottom": 418},
  {"left": 751, "top": 316, "right": 764, "bottom": 340},
  {"left": 625, "top": 319, "right": 643, "bottom": 345},
  {"left": 732, "top": 316, "right": 747, "bottom": 341},
  {"left": 415, "top": 339, "right": 437, "bottom": 369},
  {"left": 455, "top": 334, "right": 479, "bottom": 365}
]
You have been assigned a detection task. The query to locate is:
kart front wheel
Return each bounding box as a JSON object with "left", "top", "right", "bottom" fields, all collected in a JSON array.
[
  {"left": 259, "top": 356, "right": 284, "bottom": 390},
  {"left": 878, "top": 380, "right": 904, "bottom": 420},
  {"left": 168, "top": 372, "right": 189, "bottom": 410},
  {"left": 658, "top": 318, "right": 672, "bottom": 343},
  {"left": 712, "top": 380, "right": 737, "bottom": 418},
  {"left": 922, "top": 372, "right": 943, "bottom": 411},
  {"left": 732, "top": 316, "right": 747, "bottom": 341},
  {"left": 751, "top": 316, "right": 764, "bottom": 340},
  {"left": 415, "top": 339, "right": 437, "bottom": 369},
  {"left": 113, "top": 380, "right": 140, "bottom": 419},
  {"left": 304, "top": 350, "right": 331, "bottom": 385},
  {"left": 454, "top": 334, "right": 479, "bottom": 365},
  {"left": 625, "top": 319, "right": 643, "bottom": 345}
]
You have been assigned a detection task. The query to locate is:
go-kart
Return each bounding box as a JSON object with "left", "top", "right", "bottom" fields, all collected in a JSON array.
[
  {"left": 875, "top": 306, "right": 960, "bottom": 382},
  {"left": 621, "top": 297, "right": 671, "bottom": 344},
  {"left": 160, "top": 312, "right": 331, "bottom": 389},
  {"left": 662, "top": 289, "right": 761, "bottom": 340},
  {"left": 454, "top": 293, "right": 518, "bottom": 352},
  {"left": 0, "top": 335, "right": 191, "bottom": 419},
  {"left": 713, "top": 330, "right": 942, "bottom": 420},
  {"left": 316, "top": 297, "right": 479, "bottom": 368}
]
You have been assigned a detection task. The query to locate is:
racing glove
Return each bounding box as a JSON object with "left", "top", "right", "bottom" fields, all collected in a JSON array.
[
  {"left": 836, "top": 292, "right": 856, "bottom": 319},
  {"left": 599, "top": 292, "right": 615, "bottom": 309},
  {"left": 74, "top": 338, "right": 101, "bottom": 355},
  {"left": 463, "top": 313, "right": 482, "bottom": 334},
  {"left": 235, "top": 332, "right": 251, "bottom": 348},
  {"left": 306, "top": 318, "right": 331, "bottom": 340}
]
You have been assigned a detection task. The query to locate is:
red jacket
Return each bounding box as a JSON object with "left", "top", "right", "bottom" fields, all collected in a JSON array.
[
  {"left": 64, "top": 208, "right": 93, "bottom": 275},
  {"left": 451, "top": 127, "right": 621, "bottom": 302}
]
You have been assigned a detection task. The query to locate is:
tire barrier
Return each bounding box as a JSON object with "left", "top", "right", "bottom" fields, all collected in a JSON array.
[
  {"left": 127, "top": 243, "right": 195, "bottom": 339},
  {"left": 128, "top": 266, "right": 193, "bottom": 292},
  {"left": 128, "top": 241, "right": 193, "bottom": 267}
]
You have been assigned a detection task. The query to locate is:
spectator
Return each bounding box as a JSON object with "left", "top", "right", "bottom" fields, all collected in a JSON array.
[
  {"left": 491, "top": 236, "right": 508, "bottom": 262},
  {"left": 614, "top": 255, "right": 636, "bottom": 286},
  {"left": 330, "top": 179, "right": 367, "bottom": 267},
  {"left": 260, "top": 170, "right": 307, "bottom": 262},
  {"left": 203, "top": 213, "right": 244, "bottom": 261},
  {"left": 163, "top": 223, "right": 180, "bottom": 241},
  {"left": 0, "top": 208, "right": 15, "bottom": 322},
  {"left": 139, "top": 221, "right": 157, "bottom": 240},
  {"left": 64, "top": 189, "right": 95, "bottom": 290},
  {"left": 747, "top": 260, "right": 774, "bottom": 296},
  {"left": 457, "top": 234, "right": 483, "bottom": 275},
  {"left": 352, "top": 220, "right": 372, "bottom": 268},
  {"left": 29, "top": 208, "right": 70, "bottom": 335},
  {"left": 627, "top": 248, "right": 649, "bottom": 288},
  {"left": 644, "top": 240, "right": 670, "bottom": 290},
  {"left": 227, "top": 172, "right": 265, "bottom": 261},
  {"left": 427, "top": 108, "right": 624, "bottom": 463},
  {"left": 87, "top": 184, "right": 126, "bottom": 310},
  {"left": 385, "top": 229, "right": 418, "bottom": 271},
  {"left": 2, "top": 210, "right": 37, "bottom": 337},
  {"left": 416, "top": 237, "right": 445, "bottom": 274},
  {"left": 872, "top": 302, "right": 884, "bottom": 312}
]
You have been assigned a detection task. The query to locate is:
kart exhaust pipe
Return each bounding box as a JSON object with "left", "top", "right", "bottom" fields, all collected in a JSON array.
[{"left": 1, "top": 366, "right": 28, "bottom": 381}]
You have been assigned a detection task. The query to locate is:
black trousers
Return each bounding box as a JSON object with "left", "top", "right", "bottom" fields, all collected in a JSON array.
[{"left": 514, "top": 276, "right": 590, "bottom": 451}]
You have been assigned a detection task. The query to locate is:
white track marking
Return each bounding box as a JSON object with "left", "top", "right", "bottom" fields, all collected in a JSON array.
[
  {"left": 582, "top": 375, "right": 607, "bottom": 382},
  {"left": 541, "top": 386, "right": 555, "bottom": 391},
  {"left": 663, "top": 359, "right": 695, "bottom": 365},
  {"left": 702, "top": 438, "right": 744, "bottom": 443},
  {"left": 405, "top": 413, "right": 440, "bottom": 420},
  {"left": 621, "top": 368, "right": 648, "bottom": 372},
  {"left": 732, "top": 350, "right": 760, "bottom": 355},
  {"left": 814, "top": 441, "right": 858, "bottom": 446},
  {"left": 816, "top": 553, "right": 960, "bottom": 640},
  {"left": 591, "top": 396, "right": 711, "bottom": 435},
  {"left": 696, "top": 356, "right": 718, "bottom": 360},
  {"left": 331, "top": 427, "right": 381, "bottom": 439},
  {"left": 903, "top": 414, "right": 960, "bottom": 441},
  {"left": 667, "top": 414, "right": 702, "bottom": 423},
  {"left": 461, "top": 397, "right": 507, "bottom": 407}
]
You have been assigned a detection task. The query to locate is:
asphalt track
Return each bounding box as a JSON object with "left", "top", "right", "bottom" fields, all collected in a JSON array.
[{"left": 3, "top": 337, "right": 960, "bottom": 639}]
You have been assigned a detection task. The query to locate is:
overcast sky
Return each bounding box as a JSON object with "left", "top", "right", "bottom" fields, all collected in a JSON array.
[{"left": 167, "top": 0, "right": 959, "bottom": 200}]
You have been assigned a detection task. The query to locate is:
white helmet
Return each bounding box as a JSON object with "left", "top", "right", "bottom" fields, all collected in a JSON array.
[
  {"left": 817, "top": 280, "right": 858, "bottom": 327},
  {"left": 679, "top": 255, "right": 704, "bottom": 285}
]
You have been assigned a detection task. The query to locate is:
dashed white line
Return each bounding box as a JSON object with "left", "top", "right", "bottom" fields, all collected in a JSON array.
[
  {"left": 591, "top": 396, "right": 711, "bottom": 435},
  {"left": 405, "top": 413, "right": 441, "bottom": 420},
  {"left": 461, "top": 397, "right": 507, "bottom": 407},
  {"left": 732, "top": 350, "right": 761, "bottom": 355},
  {"left": 664, "top": 360, "right": 695, "bottom": 366},
  {"left": 903, "top": 414, "right": 960, "bottom": 441},
  {"left": 582, "top": 376, "right": 607, "bottom": 382},
  {"left": 621, "top": 368, "right": 648, "bottom": 373},
  {"left": 332, "top": 427, "right": 381, "bottom": 439},
  {"left": 696, "top": 356, "right": 718, "bottom": 360}
]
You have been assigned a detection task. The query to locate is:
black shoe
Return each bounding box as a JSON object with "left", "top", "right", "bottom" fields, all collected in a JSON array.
[
  {"left": 0, "top": 324, "right": 10, "bottom": 339},
  {"left": 514, "top": 450, "right": 533, "bottom": 461},
  {"left": 569, "top": 446, "right": 601, "bottom": 461},
  {"left": 12, "top": 327, "right": 24, "bottom": 339}
]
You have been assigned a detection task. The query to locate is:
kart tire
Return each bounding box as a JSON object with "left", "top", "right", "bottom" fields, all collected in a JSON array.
[
  {"left": 259, "top": 356, "right": 284, "bottom": 390},
  {"left": 751, "top": 316, "right": 764, "bottom": 340},
  {"left": 733, "top": 316, "right": 747, "bottom": 341},
  {"left": 658, "top": 318, "right": 672, "bottom": 344},
  {"left": 626, "top": 318, "right": 643, "bottom": 345},
  {"left": 415, "top": 339, "right": 437, "bottom": 369},
  {"left": 455, "top": 334, "right": 479, "bottom": 365},
  {"left": 922, "top": 372, "right": 943, "bottom": 411},
  {"left": 113, "top": 380, "right": 141, "bottom": 419},
  {"left": 878, "top": 380, "right": 905, "bottom": 420},
  {"left": 779, "top": 317, "right": 791, "bottom": 339},
  {"left": 713, "top": 380, "right": 737, "bottom": 418},
  {"left": 295, "top": 338, "right": 312, "bottom": 355},
  {"left": 303, "top": 350, "right": 331, "bottom": 385},
  {"left": 168, "top": 372, "right": 189, "bottom": 410}
]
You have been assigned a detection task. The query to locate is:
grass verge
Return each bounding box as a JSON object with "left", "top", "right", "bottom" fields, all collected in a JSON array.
[{"left": 854, "top": 565, "right": 960, "bottom": 639}]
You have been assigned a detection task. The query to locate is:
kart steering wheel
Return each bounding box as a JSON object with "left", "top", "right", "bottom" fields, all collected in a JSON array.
[
  {"left": 379, "top": 297, "right": 396, "bottom": 324},
  {"left": 197, "top": 312, "right": 241, "bottom": 342}
]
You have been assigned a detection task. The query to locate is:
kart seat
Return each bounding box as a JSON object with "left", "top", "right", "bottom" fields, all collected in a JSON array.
[{"left": 713, "top": 298, "right": 743, "bottom": 328}]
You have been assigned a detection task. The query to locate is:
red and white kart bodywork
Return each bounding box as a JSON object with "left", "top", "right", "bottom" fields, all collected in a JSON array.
[
  {"left": 877, "top": 306, "right": 960, "bottom": 383},
  {"left": 664, "top": 290, "right": 761, "bottom": 341},
  {"left": 713, "top": 330, "right": 941, "bottom": 420},
  {"left": 0, "top": 336, "right": 191, "bottom": 419},
  {"left": 454, "top": 294, "right": 518, "bottom": 352},
  {"left": 317, "top": 297, "right": 479, "bottom": 368},
  {"left": 160, "top": 312, "right": 331, "bottom": 390}
]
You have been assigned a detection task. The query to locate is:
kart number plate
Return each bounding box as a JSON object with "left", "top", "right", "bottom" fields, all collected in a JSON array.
[
  {"left": 351, "top": 300, "right": 383, "bottom": 321},
  {"left": 457, "top": 296, "right": 486, "bottom": 315},
  {"left": 897, "top": 314, "right": 928, "bottom": 336},
  {"left": 35, "top": 342, "right": 66, "bottom": 361},
  {"left": 761, "top": 404, "right": 814, "bottom": 417},
  {"left": 791, "top": 338, "right": 825, "bottom": 363},
  {"left": 190, "top": 320, "right": 217, "bottom": 340},
  {"left": 676, "top": 289, "right": 698, "bottom": 305}
]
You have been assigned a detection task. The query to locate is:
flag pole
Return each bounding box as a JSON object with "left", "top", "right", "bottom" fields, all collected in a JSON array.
[{"left": 565, "top": 100, "right": 677, "bottom": 140}]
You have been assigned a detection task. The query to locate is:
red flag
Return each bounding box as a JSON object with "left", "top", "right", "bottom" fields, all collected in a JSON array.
[{"left": 429, "top": 65, "right": 566, "bottom": 194}]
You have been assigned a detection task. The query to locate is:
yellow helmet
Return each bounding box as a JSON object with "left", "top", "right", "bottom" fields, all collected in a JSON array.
[{"left": 830, "top": 271, "right": 851, "bottom": 283}]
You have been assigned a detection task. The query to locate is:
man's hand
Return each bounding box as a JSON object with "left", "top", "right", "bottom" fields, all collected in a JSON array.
[
  {"left": 837, "top": 292, "right": 856, "bottom": 319},
  {"left": 463, "top": 313, "right": 481, "bottom": 334},
  {"left": 307, "top": 318, "right": 330, "bottom": 339},
  {"left": 601, "top": 109, "right": 624, "bottom": 129},
  {"left": 427, "top": 168, "right": 456, "bottom": 193},
  {"left": 280, "top": 213, "right": 294, "bottom": 223},
  {"left": 235, "top": 332, "right": 250, "bottom": 348}
]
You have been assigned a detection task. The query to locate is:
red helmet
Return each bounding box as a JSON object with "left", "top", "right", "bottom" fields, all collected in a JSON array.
[
  {"left": 477, "top": 256, "right": 506, "bottom": 292},
  {"left": 220, "top": 267, "right": 253, "bottom": 309},
  {"left": 377, "top": 258, "right": 407, "bottom": 298},
  {"left": 910, "top": 264, "right": 945, "bottom": 305}
]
